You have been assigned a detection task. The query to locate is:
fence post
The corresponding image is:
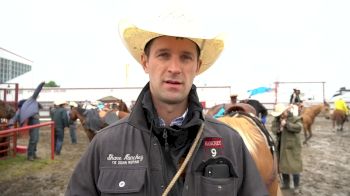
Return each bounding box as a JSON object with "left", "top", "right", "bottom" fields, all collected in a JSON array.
[
  {"left": 12, "top": 131, "right": 17, "bottom": 157},
  {"left": 51, "top": 122, "right": 55, "bottom": 160}
]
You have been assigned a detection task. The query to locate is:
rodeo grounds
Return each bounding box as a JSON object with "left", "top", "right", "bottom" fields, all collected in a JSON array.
[{"left": 0, "top": 115, "right": 349, "bottom": 196}]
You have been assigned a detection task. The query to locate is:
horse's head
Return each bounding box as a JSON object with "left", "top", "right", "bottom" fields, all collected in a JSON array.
[
  {"left": 111, "top": 99, "right": 130, "bottom": 112},
  {"left": 0, "top": 100, "right": 16, "bottom": 119},
  {"left": 69, "top": 106, "right": 86, "bottom": 121},
  {"left": 322, "top": 101, "right": 331, "bottom": 119}
]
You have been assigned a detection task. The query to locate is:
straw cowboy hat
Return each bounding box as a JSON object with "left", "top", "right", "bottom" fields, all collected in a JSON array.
[
  {"left": 69, "top": 101, "right": 78, "bottom": 107},
  {"left": 271, "top": 103, "right": 289, "bottom": 117},
  {"left": 54, "top": 100, "right": 67, "bottom": 106},
  {"left": 118, "top": 9, "right": 225, "bottom": 75}
]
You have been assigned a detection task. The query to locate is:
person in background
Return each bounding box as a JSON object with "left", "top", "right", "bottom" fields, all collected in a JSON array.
[
  {"left": 230, "top": 94, "right": 238, "bottom": 104},
  {"left": 334, "top": 95, "right": 349, "bottom": 121},
  {"left": 290, "top": 88, "right": 303, "bottom": 116},
  {"left": 9, "top": 82, "right": 45, "bottom": 161},
  {"left": 52, "top": 100, "right": 69, "bottom": 155},
  {"left": 68, "top": 101, "right": 78, "bottom": 144},
  {"left": 271, "top": 104, "right": 303, "bottom": 195},
  {"left": 66, "top": 9, "right": 267, "bottom": 196}
]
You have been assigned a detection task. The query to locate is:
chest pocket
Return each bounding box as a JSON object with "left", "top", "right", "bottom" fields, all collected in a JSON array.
[
  {"left": 98, "top": 167, "right": 146, "bottom": 195},
  {"left": 198, "top": 175, "right": 237, "bottom": 196}
]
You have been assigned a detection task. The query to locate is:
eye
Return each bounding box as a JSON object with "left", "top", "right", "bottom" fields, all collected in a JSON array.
[
  {"left": 181, "top": 54, "right": 193, "bottom": 61},
  {"left": 157, "top": 52, "right": 170, "bottom": 59}
]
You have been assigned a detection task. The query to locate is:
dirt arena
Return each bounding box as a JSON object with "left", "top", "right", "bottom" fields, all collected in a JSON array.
[{"left": 0, "top": 115, "right": 349, "bottom": 196}]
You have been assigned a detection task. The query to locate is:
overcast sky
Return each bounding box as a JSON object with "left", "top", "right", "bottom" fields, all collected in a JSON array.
[{"left": 1, "top": 0, "right": 349, "bottom": 100}]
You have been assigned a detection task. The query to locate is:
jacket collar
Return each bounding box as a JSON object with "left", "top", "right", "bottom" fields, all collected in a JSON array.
[{"left": 128, "top": 82, "right": 204, "bottom": 132}]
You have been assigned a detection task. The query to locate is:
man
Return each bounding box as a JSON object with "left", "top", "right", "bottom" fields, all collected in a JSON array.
[
  {"left": 230, "top": 94, "right": 238, "bottom": 104},
  {"left": 9, "top": 82, "right": 45, "bottom": 161},
  {"left": 68, "top": 101, "right": 78, "bottom": 144},
  {"left": 290, "top": 88, "right": 302, "bottom": 116},
  {"left": 271, "top": 104, "right": 303, "bottom": 194},
  {"left": 66, "top": 12, "right": 267, "bottom": 196},
  {"left": 52, "top": 100, "right": 69, "bottom": 155}
]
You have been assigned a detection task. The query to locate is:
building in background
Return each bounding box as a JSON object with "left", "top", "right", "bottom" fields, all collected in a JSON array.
[{"left": 0, "top": 47, "right": 32, "bottom": 83}]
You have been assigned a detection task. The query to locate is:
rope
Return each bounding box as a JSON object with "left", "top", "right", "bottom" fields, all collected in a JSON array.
[{"left": 162, "top": 122, "right": 205, "bottom": 196}]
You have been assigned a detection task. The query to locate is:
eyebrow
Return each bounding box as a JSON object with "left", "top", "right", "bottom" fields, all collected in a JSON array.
[{"left": 155, "top": 48, "right": 196, "bottom": 56}]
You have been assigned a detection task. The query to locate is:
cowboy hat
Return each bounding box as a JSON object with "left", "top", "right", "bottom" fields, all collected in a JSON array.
[
  {"left": 54, "top": 100, "right": 67, "bottom": 106},
  {"left": 118, "top": 10, "right": 225, "bottom": 75},
  {"left": 271, "top": 103, "right": 288, "bottom": 117},
  {"left": 69, "top": 101, "right": 78, "bottom": 107}
]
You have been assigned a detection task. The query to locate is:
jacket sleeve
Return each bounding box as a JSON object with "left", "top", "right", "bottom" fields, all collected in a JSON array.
[
  {"left": 237, "top": 139, "right": 269, "bottom": 196},
  {"left": 65, "top": 139, "right": 100, "bottom": 196},
  {"left": 8, "top": 110, "right": 20, "bottom": 127},
  {"left": 285, "top": 117, "right": 302, "bottom": 133},
  {"left": 270, "top": 118, "right": 279, "bottom": 135},
  {"left": 32, "top": 82, "right": 45, "bottom": 100}
]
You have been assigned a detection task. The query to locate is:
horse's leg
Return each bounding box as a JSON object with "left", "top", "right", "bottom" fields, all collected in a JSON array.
[
  {"left": 303, "top": 124, "right": 312, "bottom": 145},
  {"left": 303, "top": 124, "right": 308, "bottom": 144}
]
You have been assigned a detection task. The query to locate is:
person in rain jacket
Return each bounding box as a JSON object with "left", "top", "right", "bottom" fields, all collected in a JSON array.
[
  {"left": 66, "top": 9, "right": 267, "bottom": 196},
  {"left": 9, "top": 81, "right": 45, "bottom": 161},
  {"left": 334, "top": 96, "right": 349, "bottom": 121},
  {"left": 271, "top": 104, "right": 303, "bottom": 194}
]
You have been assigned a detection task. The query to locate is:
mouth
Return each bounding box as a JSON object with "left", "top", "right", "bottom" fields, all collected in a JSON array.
[{"left": 165, "top": 80, "right": 181, "bottom": 85}]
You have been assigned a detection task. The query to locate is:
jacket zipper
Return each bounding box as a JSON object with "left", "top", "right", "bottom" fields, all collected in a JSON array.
[{"left": 153, "top": 135, "right": 169, "bottom": 194}]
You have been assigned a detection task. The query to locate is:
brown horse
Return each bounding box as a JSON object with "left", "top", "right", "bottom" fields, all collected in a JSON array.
[
  {"left": 300, "top": 102, "right": 331, "bottom": 144},
  {"left": 331, "top": 109, "right": 347, "bottom": 131},
  {"left": 207, "top": 104, "right": 281, "bottom": 196},
  {"left": 0, "top": 100, "right": 16, "bottom": 158},
  {"left": 0, "top": 100, "right": 16, "bottom": 120},
  {"left": 70, "top": 101, "right": 130, "bottom": 142}
]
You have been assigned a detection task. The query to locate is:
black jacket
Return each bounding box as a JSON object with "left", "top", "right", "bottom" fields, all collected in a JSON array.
[{"left": 66, "top": 83, "right": 268, "bottom": 196}]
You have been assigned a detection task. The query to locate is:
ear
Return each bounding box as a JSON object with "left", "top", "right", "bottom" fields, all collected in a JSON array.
[
  {"left": 141, "top": 53, "right": 149, "bottom": 73},
  {"left": 196, "top": 59, "right": 202, "bottom": 74}
]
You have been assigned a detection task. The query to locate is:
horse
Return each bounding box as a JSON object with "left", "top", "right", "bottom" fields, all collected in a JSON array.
[
  {"left": 331, "top": 109, "right": 347, "bottom": 131},
  {"left": 206, "top": 103, "right": 257, "bottom": 118},
  {"left": 0, "top": 100, "right": 16, "bottom": 158},
  {"left": 207, "top": 103, "right": 281, "bottom": 196},
  {"left": 69, "top": 100, "right": 130, "bottom": 142},
  {"left": 300, "top": 102, "right": 331, "bottom": 144},
  {"left": 0, "top": 100, "right": 16, "bottom": 120}
]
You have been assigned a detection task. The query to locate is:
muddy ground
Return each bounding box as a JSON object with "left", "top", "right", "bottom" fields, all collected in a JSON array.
[{"left": 0, "top": 116, "right": 349, "bottom": 196}]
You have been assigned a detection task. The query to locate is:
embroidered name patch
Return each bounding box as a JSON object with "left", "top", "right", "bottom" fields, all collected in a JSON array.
[
  {"left": 204, "top": 137, "right": 223, "bottom": 158},
  {"left": 107, "top": 154, "right": 144, "bottom": 165}
]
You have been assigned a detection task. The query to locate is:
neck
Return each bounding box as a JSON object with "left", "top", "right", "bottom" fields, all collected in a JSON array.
[{"left": 154, "top": 101, "right": 188, "bottom": 126}]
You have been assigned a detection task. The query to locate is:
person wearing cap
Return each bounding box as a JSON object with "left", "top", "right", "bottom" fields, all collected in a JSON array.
[
  {"left": 66, "top": 10, "right": 267, "bottom": 196},
  {"left": 270, "top": 104, "right": 303, "bottom": 194},
  {"left": 68, "top": 101, "right": 78, "bottom": 144},
  {"left": 52, "top": 100, "right": 69, "bottom": 155}
]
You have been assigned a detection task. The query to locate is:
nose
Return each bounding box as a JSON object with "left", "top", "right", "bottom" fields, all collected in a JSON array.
[{"left": 167, "top": 57, "right": 181, "bottom": 74}]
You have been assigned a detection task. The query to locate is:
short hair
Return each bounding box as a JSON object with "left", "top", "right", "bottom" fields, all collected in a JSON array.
[{"left": 144, "top": 36, "right": 201, "bottom": 59}]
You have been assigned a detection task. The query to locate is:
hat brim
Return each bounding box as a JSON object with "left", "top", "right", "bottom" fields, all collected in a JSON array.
[
  {"left": 271, "top": 111, "right": 284, "bottom": 117},
  {"left": 119, "top": 20, "right": 225, "bottom": 75}
]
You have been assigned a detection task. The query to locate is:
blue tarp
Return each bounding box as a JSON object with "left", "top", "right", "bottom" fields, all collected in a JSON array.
[{"left": 248, "top": 87, "right": 273, "bottom": 97}]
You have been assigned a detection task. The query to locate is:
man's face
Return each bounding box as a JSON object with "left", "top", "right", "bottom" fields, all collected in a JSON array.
[{"left": 141, "top": 36, "right": 201, "bottom": 105}]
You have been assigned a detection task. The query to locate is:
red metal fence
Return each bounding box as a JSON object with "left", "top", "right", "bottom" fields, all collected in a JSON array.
[{"left": 0, "top": 121, "right": 55, "bottom": 160}]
